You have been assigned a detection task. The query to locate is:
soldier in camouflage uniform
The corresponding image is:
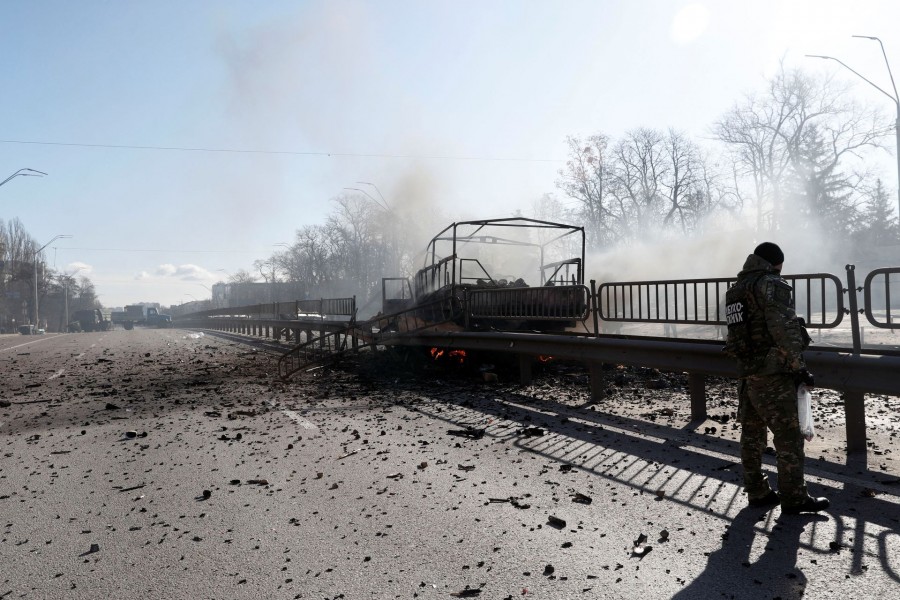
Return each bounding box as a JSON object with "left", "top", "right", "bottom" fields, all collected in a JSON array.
[{"left": 725, "top": 242, "right": 830, "bottom": 514}]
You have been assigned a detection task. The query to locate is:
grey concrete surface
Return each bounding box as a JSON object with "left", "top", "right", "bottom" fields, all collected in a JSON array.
[{"left": 0, "top": 329, "right": 898, "bottom": 599}]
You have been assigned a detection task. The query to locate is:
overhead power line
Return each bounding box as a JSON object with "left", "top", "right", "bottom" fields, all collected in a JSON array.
[
  {"left": 0, "top": 139, "right": 565, "bottom": 163},
  {"left": 64, "top": 246, "right": 266, "bottom": 254}
]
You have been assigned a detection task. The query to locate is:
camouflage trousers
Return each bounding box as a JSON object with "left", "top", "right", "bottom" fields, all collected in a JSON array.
[{"left": 738, "top": 373, "right": 808, "bottom": 505}]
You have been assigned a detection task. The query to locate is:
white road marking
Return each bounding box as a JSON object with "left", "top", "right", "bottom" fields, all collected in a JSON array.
[
  {"left": 76, "top": 344, "right": 96, "bottom": 360},
  {"left": 267, "top": 400, "right": 318, "bottom": 430},
  {"left": 281, "top": 409, "right": 318, "bottom": 430},
  {"left": 0, "top": 337, "right": 54, "bottom": 353},
  {"left": 49, "top": 368, "right": 65, "bottom": 380}
]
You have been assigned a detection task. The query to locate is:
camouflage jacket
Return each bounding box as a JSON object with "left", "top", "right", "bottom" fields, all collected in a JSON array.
[{"left": 726, "top": 253, "right": 808, "bottom": 376}]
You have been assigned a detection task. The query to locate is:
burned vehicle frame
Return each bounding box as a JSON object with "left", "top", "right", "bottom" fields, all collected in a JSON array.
[{"left": 382, "top": 217, "right": 590, "bottom": 332}]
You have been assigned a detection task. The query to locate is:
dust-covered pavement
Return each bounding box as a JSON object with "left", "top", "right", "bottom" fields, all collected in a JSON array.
[{"left": 1, "top": 329, "right": 898, "bottom": 599}]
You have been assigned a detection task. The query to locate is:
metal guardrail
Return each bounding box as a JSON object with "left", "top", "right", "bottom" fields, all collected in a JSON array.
[
  {"left": 863, "top": 267, "right": 899, "bottom": 329},
  {"left": 171, "top": 270, "right": 899, "bottom": 458},
  {"left": 174, "top": 297, "right": 356, "bottom": 321},
  {"left": 382, "top": 330, "right": 900, "bottom": 454},
  {"left": 381, "top": 330, "right": 900, "bottom": 395},
  {"left": 597, "top": 273, "right": 846, "bottom": 328}
]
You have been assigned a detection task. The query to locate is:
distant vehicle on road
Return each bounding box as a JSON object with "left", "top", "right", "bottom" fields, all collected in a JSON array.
[
  {"left": 71, "top": 309, "right": 113, "bottom": 332},
  {"left": 112, "top": 305, "right": 172, "bottom": 330}
]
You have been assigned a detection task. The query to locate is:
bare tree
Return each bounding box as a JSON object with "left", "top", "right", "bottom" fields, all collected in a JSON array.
[
  {"left": 609, "top": 128, "right": 668, "bottom": 240},
  {"left": 713, "top": 62, "right": 890, "bottom": 235},
  {"left": 556, "top": 134, "right": 615, "bottom": 247},
  {"left": 228, "top": 269, "right": 257, "bottom": 284}
]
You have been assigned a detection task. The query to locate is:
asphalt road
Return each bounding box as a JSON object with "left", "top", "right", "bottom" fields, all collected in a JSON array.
[{"left": 1, "top": 328, "right": 898, "bottom": 599}]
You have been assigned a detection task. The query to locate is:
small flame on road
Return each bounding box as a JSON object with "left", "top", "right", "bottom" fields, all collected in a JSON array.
[
  {"left": 538, "top": 355, "right": 553, "bottom": 363},
  {"left": 430, "top": 347, "right": 467, "bottom": 364}
]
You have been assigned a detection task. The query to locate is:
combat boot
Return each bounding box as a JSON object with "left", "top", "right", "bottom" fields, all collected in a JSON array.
[
  {"left": 748, "top": 490, "right": 780, "bottom": 507},
  {"left": 782, "top": 495, "right": 830, "bottom": 514}
]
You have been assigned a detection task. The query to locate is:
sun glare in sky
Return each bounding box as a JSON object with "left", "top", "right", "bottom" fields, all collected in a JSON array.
[{"left": 670, "top": 3, "right": 710, "bottom": 45}]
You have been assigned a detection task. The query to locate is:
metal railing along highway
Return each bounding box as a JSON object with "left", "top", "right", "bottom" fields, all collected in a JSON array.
[{"left": 174, "top": 264, "right": 899, "bottom": 455}]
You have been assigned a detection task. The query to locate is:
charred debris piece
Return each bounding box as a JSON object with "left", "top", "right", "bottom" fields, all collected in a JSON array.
[
  {"left": 517, "top": 427, "right": 545, "bottom": 437},
  {"left": 447, "top": 427, "right": 485, "bottom": 440},
  {"left": 488, "top": 496, "right": 531, "bottom": 509}
]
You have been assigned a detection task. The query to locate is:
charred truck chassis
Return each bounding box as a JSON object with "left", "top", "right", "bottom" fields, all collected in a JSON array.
[{"left": 381, "top": 218, "right": 591, "bottom": 333}]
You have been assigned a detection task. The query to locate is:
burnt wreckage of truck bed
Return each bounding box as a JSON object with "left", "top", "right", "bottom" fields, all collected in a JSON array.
[
  {"left": 380, "top": 217, "right": 590, "bottom": 333},
  {"left": 274, "top": 217, "right": 592, "bottom": 380}
]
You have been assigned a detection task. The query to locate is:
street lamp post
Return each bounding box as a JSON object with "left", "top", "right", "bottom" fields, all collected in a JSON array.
[
  {"left": 807, "top": 35, "right": 900, "bottom": 230},
  {"left": 33, "top": 235, "right": 72, "bottom": 328},
  {"left": 271, "top": 243, "right": 289, "bottom": 304},
  {"left": 61, "top": 268, "right": 85, "bottom": 331},
  {"left": 0, "top": 168, "right": 47, "bottom": 189}
]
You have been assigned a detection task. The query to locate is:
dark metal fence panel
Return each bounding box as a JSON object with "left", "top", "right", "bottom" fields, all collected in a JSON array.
[
  {"left": 320, "top": 297, "right": 356, "bottom": 317},
  {"left": 597, "top": 273, "right": 845, "bottom": 328},
  {"left": 597, "top": 277, "right": 732, "bottom": 325},
  {"left": 467, "top": 285, "right": 589, "bottom": 321},
  {"left": 863, "top": 267, "right": 900, "bottom": 329},
  {"left": 781, "top": 273, "right": 845, "bottom": 328}
]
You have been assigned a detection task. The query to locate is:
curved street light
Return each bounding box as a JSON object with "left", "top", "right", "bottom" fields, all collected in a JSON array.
[
  {"left": 356, "top": 181, "right": 392, "bottom": 212},
  {"left": 344, "top": 184, "right": 391, "bottom": 213},
  {"left": 1, "top": 168, "right": 47, "bottom": 189},
  {"left": 807, "top": 35, "right": 900, "bottom": 231},
  {"left": 33, "top": 234, "right": 72, "bottom": 327}
]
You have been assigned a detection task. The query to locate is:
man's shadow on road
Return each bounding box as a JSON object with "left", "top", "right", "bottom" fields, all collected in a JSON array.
[{"left": 672, "top": 506, "right": 827, "bottom": 600}]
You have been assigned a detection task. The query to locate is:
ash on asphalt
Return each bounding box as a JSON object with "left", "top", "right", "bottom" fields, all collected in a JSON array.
[{"left": 2, "top": 330, "right": 899, "bottom": 600}]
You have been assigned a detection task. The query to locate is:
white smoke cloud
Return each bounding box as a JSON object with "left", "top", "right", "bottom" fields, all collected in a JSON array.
[
  {"left": 65, "top": 261, "right": 93, "bottom": 275},
  {"left": 154, "top": 263, "right": 217, "bottom": 281}
]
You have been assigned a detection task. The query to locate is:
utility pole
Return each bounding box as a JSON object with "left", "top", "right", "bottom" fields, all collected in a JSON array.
[{"left": 33, "top": 235, "right": 72, "bottom": 327}]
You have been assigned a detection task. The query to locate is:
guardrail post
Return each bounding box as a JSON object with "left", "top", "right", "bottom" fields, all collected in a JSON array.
[
  {"left": 689, "top": 373, "right": 707, "bottom": 421},
  {"left": 844, "top": 391, "right": 867, "bottom": 453},
  {"left": 843, "top": 265, "right": 867, "bottom": 456},
  {"left": 846, "top": 265, "right": 862, "bottom": 355},
  {"left": 519, "top": 355, "right": 533, "bottom": 385},
  {"left": 352, "top": 297, "right": 358, "bottom": 351},
  {"left": 589, "top": 363, "right": 605, "bottom": 401},
  {"left": 319, "top": 299, "right": 325, "bottom": 347}
]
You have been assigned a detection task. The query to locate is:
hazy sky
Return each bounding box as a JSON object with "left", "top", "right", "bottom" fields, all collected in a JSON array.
[{"left": 2, "top": 0, "right": 898, "bottom": 307}]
